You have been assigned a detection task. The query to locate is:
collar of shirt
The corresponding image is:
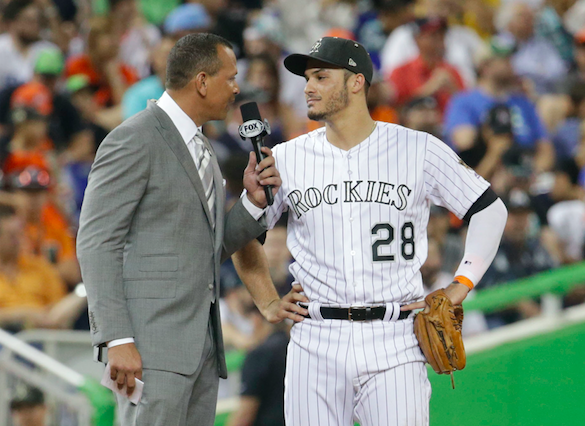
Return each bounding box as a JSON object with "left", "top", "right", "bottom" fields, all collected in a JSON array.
[{"left": 156, "top": 91, "right": 202, "bottom": 145}]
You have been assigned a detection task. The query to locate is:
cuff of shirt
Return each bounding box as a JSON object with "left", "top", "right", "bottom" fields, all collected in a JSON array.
[
  {"left": 241, "top": 192, "right": 266, "bottom": 220},
  {"left": 107, "top": 338, "right": 135, "bottom": 348}
]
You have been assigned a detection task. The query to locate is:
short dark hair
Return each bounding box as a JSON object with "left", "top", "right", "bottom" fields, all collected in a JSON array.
[
  {"left": 3, "top": 0, "right": 35, "bottom": 23},
  {"left": 0, "top": 204, "right": 16, "bottom": 220},
  {"left": 343, "top": 69, "right": 370, "bottom": 97},
  {"left": 165, "top": 33, "right": 233, "bottom": 91}
]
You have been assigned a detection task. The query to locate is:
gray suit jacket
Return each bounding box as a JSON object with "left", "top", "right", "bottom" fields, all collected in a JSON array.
[{"left": 77, "top": 101, "right": 266, "bottom": 378}]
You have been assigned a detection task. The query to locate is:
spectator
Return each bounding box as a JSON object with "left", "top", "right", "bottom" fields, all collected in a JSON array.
[
  {"left": 216, "top": 55, "right": 288, "bottom": 156},
  {"left": 549, "top": 81, "right": 585, "bottom": 161},
  {"left": 480, "top": 189, "right": 555, "bottom": 327},
  {"left": 380, "top": 0, "right": 484, "bottom": 87},
  {"left": 263, "top": 216, "right": 293, "bottom": 296},
  {"left": 400, "top": 96, "right": 442, "bottom": 138},
  {"left": 110, "top": 0, "right": 161, "bottom": 79},
  {"left": 389, "top": 17, "right": 465, "bottom": 115},
  {"left": 3, "top": 83, "right": 54, "bottom": 175},
  {"left": 444, "top": 39, "right": 555, "bottom": 173},
  {"left": 535, "top": 0, "right": 575, "bottom": 65},
  {"left": 163, "top": 3, "right": 212, "bottom": 39},
  {"left": 227, "top": 303, "right": 289, "bottom": 426},
  {"left": 426, "top": 205, "right": 464, "bottom": 274},
  {"left": 354, "top": 0, "right": 416, "bottom": 71},
  {"left": 538, "top": 30, "right": 585, "bottom": 133},
  {"left": 0, "top": 0, "right": 57, "bottom": 90},
  {"left": 237, "top": 13, "right": 306, "bottom": 131},
  {"left": 9, "top": 167, "right": 81, "bottom": 286},
  {"left": 0, "top": 48, "right": 93, "bottom": 163},
  {"left": 0, "top": 204, "right": 66, "bottom": 331},
  {"left": 10, "top": 385, "right": 48, "bottom": 426},
  {"left": 459, "top": 104, "right": 514, "bottom": 181},
  {"left": 219, "top": 278, "right": 255, "bottom": 351},
  {"left": 495, "top": 1, "right": 567, "bottom": 95},
  {"left": 65, "top": 17, "right": 139, "bottom": 109},
  {"left": 547, "top": 159, "right": 585, "bottom": 263},
  {"left": 122, "top": 36, "right": 175, "bottom": 120}
]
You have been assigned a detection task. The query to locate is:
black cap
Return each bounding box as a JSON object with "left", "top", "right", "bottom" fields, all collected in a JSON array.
[
  {"left": 412, "top": 17, "right": 448, "bottom": 35},
  {"left": 503, "top": 188, "right": 532, "bottom": 212},
  {"left": 555, "top": 158, "right": 581, "bottom": 185},
  {"left": 10, "top": 385, "right": 44, "bottom": 410},
  {"left": 404, "top": 96, "right": 438, "bottom": 112},
  {"left": 486, "top": 104, "right": 512, "bottom": 135},
  {"left": 284, "top": 37, "right": 374, "bottom": 84}
]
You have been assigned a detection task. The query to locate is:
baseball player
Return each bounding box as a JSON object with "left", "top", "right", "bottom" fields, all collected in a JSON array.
[{"left": 233, "top": 37, "right": 508, "bottom": 426}]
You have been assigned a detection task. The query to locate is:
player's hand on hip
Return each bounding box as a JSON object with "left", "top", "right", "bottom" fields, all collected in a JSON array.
[
  {"left": 261, "top": 284, "right": 309, "bottom": 323},
  {"left": 243, "top": 147, "right": 281, "bottom": 208},
  {"left": 107, "top": 342, "right": 142, "bottom": 397}
]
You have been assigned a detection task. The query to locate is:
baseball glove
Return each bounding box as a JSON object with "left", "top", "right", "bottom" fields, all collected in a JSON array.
[{"left": 413, "top": 289, "right": 466, "bottom": 388}]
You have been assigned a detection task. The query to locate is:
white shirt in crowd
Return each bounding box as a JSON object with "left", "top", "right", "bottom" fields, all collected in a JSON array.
[
  {"left": 547, "top": 200, "right": 585, "bottom": 262},
  {"left": 0, "top": 33, "right": 57, "bottom": 89}
]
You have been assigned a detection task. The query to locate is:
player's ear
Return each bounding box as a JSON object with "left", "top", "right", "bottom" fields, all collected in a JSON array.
[{"left": 351, "top": 73, "right": 366, "bottom": 95}]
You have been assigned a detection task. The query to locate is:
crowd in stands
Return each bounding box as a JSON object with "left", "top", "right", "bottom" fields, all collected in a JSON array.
[{"left": 1, "top": 0, "right": 585, "bottom": 424}]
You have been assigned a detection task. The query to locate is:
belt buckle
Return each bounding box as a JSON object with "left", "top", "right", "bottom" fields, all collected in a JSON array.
[{"left": 348, "top": 307, "right": 369, "bottom": 321}]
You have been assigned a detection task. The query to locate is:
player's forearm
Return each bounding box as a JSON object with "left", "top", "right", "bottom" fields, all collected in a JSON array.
[
  {"left": 232, "top": 239, "right": 281, "bottom": 311},
  {"left": 454, "top": 198, "right": 508, "bottom": 287}
]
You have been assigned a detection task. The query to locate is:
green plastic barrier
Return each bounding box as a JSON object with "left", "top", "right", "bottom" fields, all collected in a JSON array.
[
  {"left": 464, "top": 262, "right": 585, "bottom": 313},
  {"left": 78, "top": 376, "right": 116, "bottom": 426}
]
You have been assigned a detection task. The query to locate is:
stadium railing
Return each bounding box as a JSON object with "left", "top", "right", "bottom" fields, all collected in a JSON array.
[{"left": 0, "top": 328, "right": 115, "bottom": 426}]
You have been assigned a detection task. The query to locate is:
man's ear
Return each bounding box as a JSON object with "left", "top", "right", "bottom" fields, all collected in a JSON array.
[
  {"left": 351, "top": 73, "right": 366, "bottom": 95},
  {"left": 195, "top": 72, "right": 208, "bottom": 97}
]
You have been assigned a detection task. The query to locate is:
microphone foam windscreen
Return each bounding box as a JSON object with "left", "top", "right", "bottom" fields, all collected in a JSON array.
[{"left": 240, "top": 102, "right": 262, "bottom": 122}]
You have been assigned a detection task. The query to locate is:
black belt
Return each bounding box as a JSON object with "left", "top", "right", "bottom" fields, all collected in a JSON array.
[{"left": 301, "top": 305, "right": 412, "bottom": 321}]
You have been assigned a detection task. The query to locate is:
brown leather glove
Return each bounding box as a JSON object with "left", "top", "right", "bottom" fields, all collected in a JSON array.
[{"left": 413, "top": 289, "right": 466, "bottom": 387}]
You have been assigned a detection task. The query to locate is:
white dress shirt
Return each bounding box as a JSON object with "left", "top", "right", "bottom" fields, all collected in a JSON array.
[{"left": 108, "top": 91, "right": 265, "bottom": 349}]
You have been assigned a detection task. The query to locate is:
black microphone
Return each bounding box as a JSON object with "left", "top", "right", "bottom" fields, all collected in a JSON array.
[{"left": 238, "top": 102, "right": 274, "bottom": 206}]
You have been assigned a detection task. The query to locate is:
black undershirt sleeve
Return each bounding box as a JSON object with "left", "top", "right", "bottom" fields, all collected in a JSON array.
[{"left": 462, "top": 187, "right": 499, "bottom": 224}]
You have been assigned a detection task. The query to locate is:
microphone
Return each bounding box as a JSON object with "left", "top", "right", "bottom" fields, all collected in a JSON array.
[{"left": 238, "top": 102, "right": 274, "bottom": 206}]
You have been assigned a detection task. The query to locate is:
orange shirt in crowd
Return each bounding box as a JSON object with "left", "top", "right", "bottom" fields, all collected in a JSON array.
[
  {"left": 389, "top": 56, "right": 465, "bottom": 114},
  {"left": 21, "top": 203, "right": 76, "bottom": 264},
  {"left": 0, "top": 255, "right": 66, "bottom": 309},
  {"left": 3, "top": 147, "right": 52, "bottom": 176},
  {"left": 65, "top": 54, "right": 139, "bottom": 107}
]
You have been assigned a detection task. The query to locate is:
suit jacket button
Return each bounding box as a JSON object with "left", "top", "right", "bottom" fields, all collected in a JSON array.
[{"left": 208, "top": 284, "right": 214, "bottom": 290}]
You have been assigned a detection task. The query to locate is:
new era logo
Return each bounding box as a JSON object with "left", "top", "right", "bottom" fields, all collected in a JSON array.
[
  {"left": 348, "top": 58, "right": 357, "bottom": 66},
  {"left": 464, "top": 261, "right": 472, "bottom": 265}
]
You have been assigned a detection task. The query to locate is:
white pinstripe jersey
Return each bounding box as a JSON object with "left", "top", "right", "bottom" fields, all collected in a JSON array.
[{"left": 266, "top": 122, "right": 489, "bottom": 306}]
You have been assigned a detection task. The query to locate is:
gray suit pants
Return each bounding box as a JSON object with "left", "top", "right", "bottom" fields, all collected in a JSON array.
[{"left": 116, "top": 318, "right": 219, "bottom": 426}]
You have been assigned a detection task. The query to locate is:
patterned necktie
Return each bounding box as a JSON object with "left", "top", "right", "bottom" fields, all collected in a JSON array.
[{"left": 192, "top": 131, "right": 215, "bottom": 228}]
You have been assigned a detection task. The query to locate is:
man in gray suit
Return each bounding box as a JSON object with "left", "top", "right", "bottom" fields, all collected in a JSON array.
[{"left": 77, "top": 33, "right": 303, "bottom": 426}]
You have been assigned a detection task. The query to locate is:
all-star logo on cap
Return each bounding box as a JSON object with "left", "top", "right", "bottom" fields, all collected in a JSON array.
[
  {"left": 284, "top": 37, "right": 374, "bottom": 84},
  {"left": 309, "top": 39, "right": 322, "bottom": 54}
]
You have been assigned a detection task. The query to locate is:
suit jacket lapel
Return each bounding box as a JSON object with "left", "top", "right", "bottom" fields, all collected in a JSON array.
[{"left": 147, "top": 101, "right": 214, "bottom": 229}]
